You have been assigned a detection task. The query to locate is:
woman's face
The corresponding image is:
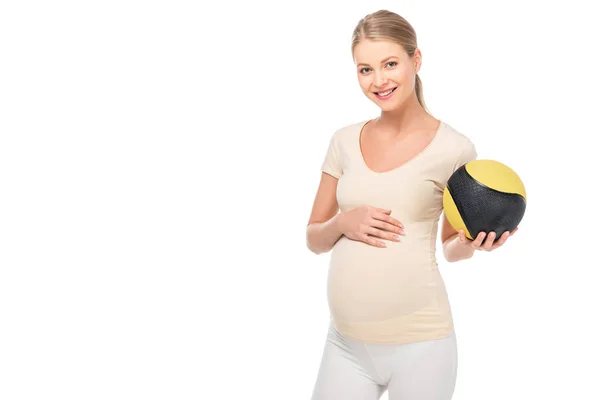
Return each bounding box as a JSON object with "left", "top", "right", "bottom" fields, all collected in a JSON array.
[{"left": 353, "top": 39, "right": 421, "bottom": 112}]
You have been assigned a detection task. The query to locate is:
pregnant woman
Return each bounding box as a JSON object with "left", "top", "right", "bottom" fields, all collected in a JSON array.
[{"left": 306, "top": 9, "right": 517, "bottom": 400}]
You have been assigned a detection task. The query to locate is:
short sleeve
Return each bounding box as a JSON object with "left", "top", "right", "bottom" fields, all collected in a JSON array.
[
  {"left": 320, "top": 133, "right": 343, "bottom": 178},
  {"left": 452, "top": 139, "right": 477, "bottom": 172}
]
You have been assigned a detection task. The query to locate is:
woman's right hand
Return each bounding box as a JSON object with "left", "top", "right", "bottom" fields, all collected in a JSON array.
[{"left": 336, "top": 206, "right": 404, "bottom": 247}]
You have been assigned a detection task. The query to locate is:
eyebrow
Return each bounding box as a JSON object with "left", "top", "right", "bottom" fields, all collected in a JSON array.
[{"left": 356, "top": 56, "right": 398, "bottom": 68}]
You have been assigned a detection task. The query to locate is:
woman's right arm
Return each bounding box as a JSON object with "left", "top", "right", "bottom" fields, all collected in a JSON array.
[{"left": 306, "top": 172, "right": 344, "bottom": 254}]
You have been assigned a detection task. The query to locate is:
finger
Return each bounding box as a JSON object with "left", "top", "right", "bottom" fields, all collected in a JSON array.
[
  {"left": 372, "top": 218, "right": 403, "bottom": 232},
  {"left": 472, "top": 232, "right": 486, "bottom": 247},
  {"left": 458, "top": 230, "right": 468, "bottom": 244},
  {"left": 458, "top": 230, "right": 475, "bottom": 245},
  {"left": 366, "top": 226, "right": 401, "bottom": 242},
  {"left": 371, "top": 218, "right": 404, "bottom": 235},
  {"left": 360, "top": 233, "right": 386, "bottom": 247},
  {"left": 482, "top": 232, "right": 496, "bottom": 251},
  {"left": 373, "top": 212, "right": 403, "bottom": 229},
  {"left": 492, "top": 231, "right": 510, "bottom": 249},
  {"left": 509, "top": 226, "right": 519, "bottom": 236},
  {"left": 374, "top": 207, "right": 392, "bottom": 215},
  {"left": 365, "top": 226, "right": 384, "bottom": 239}
]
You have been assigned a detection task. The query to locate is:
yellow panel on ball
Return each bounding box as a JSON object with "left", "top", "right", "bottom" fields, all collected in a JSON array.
[
  {"left": 465, "top": 159, "right": 527, "bottom": 200},
  {"left": 442, "top": 186, "right": 473, "bottom": 240}
]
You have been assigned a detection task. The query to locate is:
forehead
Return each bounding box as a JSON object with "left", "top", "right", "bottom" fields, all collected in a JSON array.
[{"left": 353, "top": 39, "right": 407, "bottom": 65}]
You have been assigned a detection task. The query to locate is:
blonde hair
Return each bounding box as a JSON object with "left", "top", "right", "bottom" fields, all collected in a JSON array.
[{"left": 352, "top": 10, "right": 428, "bottom": 113}]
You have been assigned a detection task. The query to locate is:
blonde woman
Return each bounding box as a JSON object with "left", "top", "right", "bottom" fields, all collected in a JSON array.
[{"left": 306, "top": 9, "right": 517, "bottom": 400}]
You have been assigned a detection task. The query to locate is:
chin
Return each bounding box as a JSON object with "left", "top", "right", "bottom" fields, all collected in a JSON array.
[
  {"left": 378, "top": 103, "right": 400, "bottom": 112},
  {"left": 371, "top": 98, "right": 402, "bottom": 112}
]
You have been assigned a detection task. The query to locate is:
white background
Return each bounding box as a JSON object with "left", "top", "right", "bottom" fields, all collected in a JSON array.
[{"left": 1, "top": 1, "right": 599, "bottom": 399}]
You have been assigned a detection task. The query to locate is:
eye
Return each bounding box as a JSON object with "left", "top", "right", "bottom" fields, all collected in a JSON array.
[
  {"left": 386, "top": 61, "right": 397, "bottom": 68},
  {"left": 359, "top": 67, "right": 371, "bottom": 74}
]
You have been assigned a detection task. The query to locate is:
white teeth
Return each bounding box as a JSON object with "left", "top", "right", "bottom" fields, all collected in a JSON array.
[{"left": 377, "top": 88, "right": 394, "bottom": 96}]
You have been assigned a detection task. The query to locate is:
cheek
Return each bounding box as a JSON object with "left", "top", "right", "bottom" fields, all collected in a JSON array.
[
  {"left": 357, "top": 75, "right": 372, "bottom": 92},
  {"left": 390, "top": 68, "right": 413, "bottom": 86}
]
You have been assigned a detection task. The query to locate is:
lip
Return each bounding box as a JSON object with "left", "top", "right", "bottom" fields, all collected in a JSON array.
[{"left": 373, "top": 87, "right": 397, "bottom": 100}]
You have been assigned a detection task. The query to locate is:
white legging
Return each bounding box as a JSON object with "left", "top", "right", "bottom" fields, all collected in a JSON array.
[{"left": 311, "top": 323, "right": 458, "bottom": 400}]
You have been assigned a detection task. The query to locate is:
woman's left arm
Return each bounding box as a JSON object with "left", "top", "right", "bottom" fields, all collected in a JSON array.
[{"left": 440, "top": 214, "right": 518, "bottom": 262}]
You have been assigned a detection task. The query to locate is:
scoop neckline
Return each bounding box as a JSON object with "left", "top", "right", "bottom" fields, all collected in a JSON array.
[{"left": 357, "top": 118, "right": 444, "bottom": 174}]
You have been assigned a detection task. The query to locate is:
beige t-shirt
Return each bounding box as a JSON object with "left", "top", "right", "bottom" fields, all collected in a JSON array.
[{"left": 321, "top": 119, "right": 477, "bottom": 344}]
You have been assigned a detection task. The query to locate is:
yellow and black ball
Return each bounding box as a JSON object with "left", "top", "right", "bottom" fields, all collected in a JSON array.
[{"left": 443, "top": 159, "right": 526, "bottom": 241}]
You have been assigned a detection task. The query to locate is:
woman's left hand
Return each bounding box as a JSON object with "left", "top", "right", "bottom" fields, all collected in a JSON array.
[{"left": 458, "top": 227, "right": 518, "bottom": 252}]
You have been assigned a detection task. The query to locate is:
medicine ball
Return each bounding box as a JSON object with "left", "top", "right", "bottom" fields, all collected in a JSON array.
[{"left": 443, "top": 159, "right": 526, "bottom": 241}]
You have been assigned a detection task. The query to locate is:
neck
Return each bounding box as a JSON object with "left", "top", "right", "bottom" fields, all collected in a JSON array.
[{"left": 375, "top": 91, "right": 430, "bottom": 137}]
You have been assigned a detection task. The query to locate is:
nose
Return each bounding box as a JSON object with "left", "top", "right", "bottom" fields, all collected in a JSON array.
[{"left": 374, "top": 70, "right": 388, "bottom": 88}]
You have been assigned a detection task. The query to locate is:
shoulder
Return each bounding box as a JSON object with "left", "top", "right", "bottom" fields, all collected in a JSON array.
[
  {"left": 436, "top": 121, "right": 478, "bottom": 174},
  {"left": 320, "top": 120, "right": 367, "bottom": 177},
  {"left": 438, "top": 120, "right": 477, "bottom": 158},
  {"left": 328, "top": 119, "right": 369, "bottom": 144},
  {"left": 439, "top": 121, "right": 475, "bottom": 148}
]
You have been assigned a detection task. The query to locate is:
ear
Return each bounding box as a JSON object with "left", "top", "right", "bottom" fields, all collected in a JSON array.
[{"left": 413, "top": 48, "right": 422, "bottom": 73}]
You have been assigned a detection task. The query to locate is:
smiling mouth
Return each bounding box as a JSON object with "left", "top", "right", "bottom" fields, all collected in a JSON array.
[{"left": 374, "top": 87, "right": 397, "bottom": 98}]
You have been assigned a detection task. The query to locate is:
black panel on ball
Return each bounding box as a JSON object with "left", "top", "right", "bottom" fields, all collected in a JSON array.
[{"left": 447, "top": 165, "right": 526, "bottom": 241}]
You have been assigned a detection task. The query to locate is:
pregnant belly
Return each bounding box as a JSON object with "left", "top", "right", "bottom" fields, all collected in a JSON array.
[{"left": 327, "top": 236, "right": 438, "bottom": 323}]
